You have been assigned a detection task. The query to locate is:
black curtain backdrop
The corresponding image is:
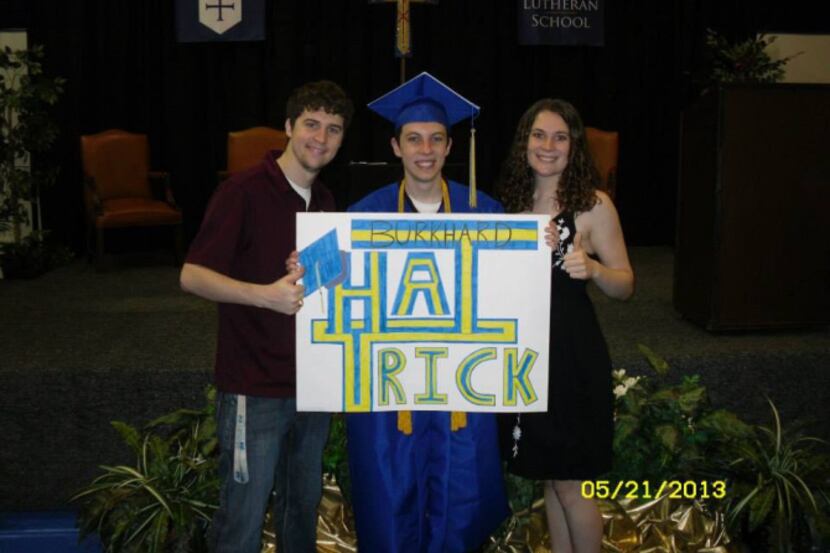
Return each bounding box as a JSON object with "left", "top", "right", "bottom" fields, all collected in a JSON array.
[{"left": 2, "top": 0, "right": 827, "bottom": 248}]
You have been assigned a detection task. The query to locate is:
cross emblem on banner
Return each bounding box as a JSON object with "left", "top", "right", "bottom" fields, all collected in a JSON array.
[
  {"left": 198, "top": 0, "right": 242, "bottom": 35},
  {"left": 396, "top": 0, "right": 411, "bottom": 56},
  {"left": 206, "top": 0, "right": 235, "bottom": 21},
  {"left": 370, "top": 0, "right": 438, "bottom": 83}
]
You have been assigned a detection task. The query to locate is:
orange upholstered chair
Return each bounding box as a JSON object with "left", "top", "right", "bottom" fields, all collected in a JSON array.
[
  {"left": 219, "top": 126, "right": 288, "bottom": 181},
  {"left": 585, "top": 127, "right": 619, "bottom": 199},
  {"left": 80, "top": 129, "right": 182, "bottom": 267}
]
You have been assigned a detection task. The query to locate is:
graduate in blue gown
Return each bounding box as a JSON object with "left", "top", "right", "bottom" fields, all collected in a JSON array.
[{"left": 346, "top": 72, "right": 509, "bottom": 553}]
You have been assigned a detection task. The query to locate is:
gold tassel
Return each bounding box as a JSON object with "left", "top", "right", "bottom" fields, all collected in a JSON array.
[
  {"left": 468, "top": 127, "right": 477, "bottom": 208},
  {"left": 450, "top": 411, "right": 467, "bottom": 431},
  {"left": 397, "top": 410, "right": 413, "bottom": 435}
]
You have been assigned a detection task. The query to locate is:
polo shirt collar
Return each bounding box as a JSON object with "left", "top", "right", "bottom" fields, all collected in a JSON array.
[{"left": 265, "top": 149, "right": 326, "bottom": 208}]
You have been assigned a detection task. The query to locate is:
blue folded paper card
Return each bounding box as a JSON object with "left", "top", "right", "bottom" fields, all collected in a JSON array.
[{"left": 298, "top": 230, "right": 344, "bottom": 297}]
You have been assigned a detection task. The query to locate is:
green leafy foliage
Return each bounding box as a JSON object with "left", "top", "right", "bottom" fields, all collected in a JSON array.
[
  {"left": 718, "top": 399, "right": 830, "bottom": 552},
  {"left": 0, "top": 230, "right": 73, "bottom": 277},
  {"left": 0, "top": 45, "right": 65, "bottom": 241},
  {"left": 73, "top": 356, "right": 830, "bottom": 552},
  {"left": 72, "top": 387, "right": 219, "bottom": 553},
  {"left": 504, "top": 472, "right": 542, "bottom": 518},
  {"left": 322, "top": 413, "right": 351, "bottom": 501},
  {"left": 704, "top": 29, "right": 798, "bottom": 87},
  {"left": 605, "top": 347, "right": 830, "bottom": 551},
  {"left": 606, "top": 346, "right": 753, "bottom": 484}
]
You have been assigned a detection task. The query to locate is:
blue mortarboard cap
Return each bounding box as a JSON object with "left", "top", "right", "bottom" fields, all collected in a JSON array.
[{"left": 368, "top": 72, "right": 480, "bottom": 131}]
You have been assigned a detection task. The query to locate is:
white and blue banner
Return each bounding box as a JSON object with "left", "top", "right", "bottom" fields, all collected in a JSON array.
[
  {"left": 296, "top": 212, "right": 552, "bottom": 413},
  {"left": 175, "top": 0, "right": 265, "bottom": 43},
  {"left": 518, "top": 0, "right": 604, "bottom": 46}
]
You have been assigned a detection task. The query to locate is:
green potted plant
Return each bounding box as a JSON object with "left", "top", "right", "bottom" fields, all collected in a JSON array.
[
  {"left": 608, "top": 344, "right": 754, "bottom": 484},
  {"left": 720, "top": 399, "right": 830, "bottom": 553},
  {"left": 74, "top": 388, "right": 361, "bottom": 553},
  {"left": 72, "top": 387, "right": 220, "bottom": 552},
  {"left": 702, "top": 29, "right": 800, "bottom": 90},
  {"left": 611, "top": 347, "right": 830, "bottom": 552},
  {"left": 0, "top": 44, "right": 67, "bottom": 277}
]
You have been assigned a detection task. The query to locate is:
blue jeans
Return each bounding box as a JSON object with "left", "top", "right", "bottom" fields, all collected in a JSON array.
[{"left": 210, "top": 393, "right": 331, "bottom": 553}]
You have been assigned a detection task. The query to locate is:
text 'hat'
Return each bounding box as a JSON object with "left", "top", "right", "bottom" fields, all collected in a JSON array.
[{"left": 368, "top": 72, "right": 481, "bottom": 207}]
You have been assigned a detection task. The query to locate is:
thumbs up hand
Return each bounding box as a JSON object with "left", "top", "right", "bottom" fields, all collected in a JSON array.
[
  {"left": 562, "top": 232, "right": 597, "bottom": 281},
  {"left": 261, "top": 264, "right": 306, "bottom": 314}
]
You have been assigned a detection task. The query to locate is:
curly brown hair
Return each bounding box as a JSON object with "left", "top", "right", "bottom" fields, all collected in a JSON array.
[
  {"left": 286, "top": 80, "right": 354, "bottom": 129},
  {"left": 496, "top": 98, "right": 601, "bottom": 214}
]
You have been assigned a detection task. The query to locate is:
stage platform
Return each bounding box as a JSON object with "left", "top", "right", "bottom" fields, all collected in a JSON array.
[
  {"left": 1, "top": 247, "right": 828, "bottom": 510},
  {"left": 0, "top": 511, "right": 101, "bottom": 552}
]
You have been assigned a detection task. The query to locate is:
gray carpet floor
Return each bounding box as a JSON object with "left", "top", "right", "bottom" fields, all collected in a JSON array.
[{"left": 1, "top": 247, "right": 828, "bottom": 509}]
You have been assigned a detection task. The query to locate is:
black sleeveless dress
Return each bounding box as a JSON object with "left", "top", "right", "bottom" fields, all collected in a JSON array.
[{"left": 500, "top": 211, "right": 614, "bottom": 480}]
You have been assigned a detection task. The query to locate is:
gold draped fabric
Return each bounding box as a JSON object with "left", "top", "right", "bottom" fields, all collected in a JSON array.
[
  {"left": 261, "top": 477, "right": 739, "bottom": 552},
  {"left": 488, "top": 494, "right": 739, "bottom": 553}
]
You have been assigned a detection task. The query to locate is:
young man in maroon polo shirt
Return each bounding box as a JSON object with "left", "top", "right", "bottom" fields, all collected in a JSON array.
[{"left": 180, "top": 80, "right": 353, "bottom": 553}]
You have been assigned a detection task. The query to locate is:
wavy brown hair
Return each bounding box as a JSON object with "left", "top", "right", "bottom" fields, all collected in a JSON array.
[
  {"left": 496, "top": 98, "right": 601, "bottom": 214},
  {"left": 286, "top": 80, "right": 354, "bottom": 129}
]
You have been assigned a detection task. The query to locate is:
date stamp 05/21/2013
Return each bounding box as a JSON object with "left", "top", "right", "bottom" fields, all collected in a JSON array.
[{"left": 581, "top": 480, "right": 727, "bottom": 501}]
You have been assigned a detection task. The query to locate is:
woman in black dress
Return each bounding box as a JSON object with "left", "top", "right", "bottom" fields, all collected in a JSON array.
[{"left": 496, "top": 99, "right": 634, "bottom": 553}]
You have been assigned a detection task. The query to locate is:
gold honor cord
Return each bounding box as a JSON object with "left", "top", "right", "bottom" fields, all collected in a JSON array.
[
  {"left": 396, "top": 177, "right": 451, "bottom": 214},
  {"left": 396, "top": 178, "right": 467, "bottom": 434},
  {"left": 468, "top": 127, "right": 477, "bottom": 208}
]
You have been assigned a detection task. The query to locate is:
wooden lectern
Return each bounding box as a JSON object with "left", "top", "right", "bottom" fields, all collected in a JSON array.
[{"left": 674, "top": 84, "right": 830, "bottom": 330}]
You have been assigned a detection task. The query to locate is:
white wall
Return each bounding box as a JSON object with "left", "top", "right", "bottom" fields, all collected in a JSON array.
[{"left": 765, "top": 33, "right": 830, "bottom": 84}]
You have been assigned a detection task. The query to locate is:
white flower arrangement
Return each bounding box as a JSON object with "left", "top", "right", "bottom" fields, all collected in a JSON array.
[{"left": 612, "top": 368, "right": 641, "bottom": 398}]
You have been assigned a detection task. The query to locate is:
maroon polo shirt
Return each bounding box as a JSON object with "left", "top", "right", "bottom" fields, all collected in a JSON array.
[{"left": 186, "top": 150, "right": 336, "bottom": 397}]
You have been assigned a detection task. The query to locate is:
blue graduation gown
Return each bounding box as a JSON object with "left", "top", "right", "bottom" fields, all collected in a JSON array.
[{"left": 346, "top": 181, "right": 510, "bottom": 553}]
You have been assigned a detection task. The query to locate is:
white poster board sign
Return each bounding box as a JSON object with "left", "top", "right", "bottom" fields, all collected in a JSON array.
[{"left": 296, "top": 212, "right": 550, "bottom": 413}]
